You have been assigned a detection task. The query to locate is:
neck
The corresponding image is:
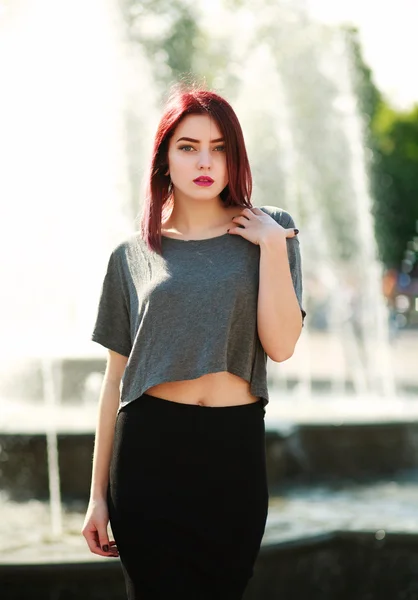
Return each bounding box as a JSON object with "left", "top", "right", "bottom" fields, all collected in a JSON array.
[{"left": 163, "top": 194, "right": 231, "bottom": 235}]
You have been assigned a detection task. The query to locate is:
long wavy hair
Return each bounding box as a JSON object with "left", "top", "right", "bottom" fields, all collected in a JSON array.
[{"left": 139, "top": 83, "right": 253, "bottom": 254}]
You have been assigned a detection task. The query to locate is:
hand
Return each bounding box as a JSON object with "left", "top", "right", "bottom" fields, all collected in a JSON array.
[
  {"left": 228, "top": 207, "right": 298, "bottom": 246},
  {"left": 81, "top": 498, "right": 119, "bottom": 558}
]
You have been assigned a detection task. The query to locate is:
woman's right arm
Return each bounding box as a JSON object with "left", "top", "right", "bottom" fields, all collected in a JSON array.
[{"left": 81, "top": 349, "right": 128, "bottom": 557}]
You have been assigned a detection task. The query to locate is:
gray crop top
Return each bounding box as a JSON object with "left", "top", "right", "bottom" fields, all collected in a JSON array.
[{"left": 91, "top": 205, "right": 306, "bottom": 414}]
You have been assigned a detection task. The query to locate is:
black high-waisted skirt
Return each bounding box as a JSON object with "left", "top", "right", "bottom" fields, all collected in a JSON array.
[{"left": 107, "top": 392, "right": 269, "bottom": 600}]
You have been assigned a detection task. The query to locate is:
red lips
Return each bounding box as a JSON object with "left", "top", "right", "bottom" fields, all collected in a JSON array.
[{"left": 193, "top": 176, "right": 214, "bottom": 183}]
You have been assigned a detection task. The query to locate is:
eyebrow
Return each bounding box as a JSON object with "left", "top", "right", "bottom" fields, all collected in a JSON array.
[{"left": 176, "top": 136, "right": 225, "bottom": 143}]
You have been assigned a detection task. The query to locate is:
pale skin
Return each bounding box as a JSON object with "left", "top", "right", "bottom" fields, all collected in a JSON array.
[{"left": 81, "top": 113, "right": 302, "bottom": 558}]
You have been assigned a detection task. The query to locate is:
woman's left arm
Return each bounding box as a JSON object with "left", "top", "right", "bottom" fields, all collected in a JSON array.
[
  {"left": 257, "top": 233, "right": 303, "bottom": 362},
  {"left": 229, "top": 206, "right": 305, "bottom": 363}
]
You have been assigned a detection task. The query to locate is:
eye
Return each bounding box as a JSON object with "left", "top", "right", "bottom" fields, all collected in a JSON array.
[
  {"left": 178, "top": 145, "right": 194, "bottom": 152},
  {"left": 214, "top": 145, "right": 225, "bottom": 152}
]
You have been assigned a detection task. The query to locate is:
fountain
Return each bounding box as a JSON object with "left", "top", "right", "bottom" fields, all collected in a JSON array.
[{"left": 1, "top": 1, "right": 418, "bottom": 598}]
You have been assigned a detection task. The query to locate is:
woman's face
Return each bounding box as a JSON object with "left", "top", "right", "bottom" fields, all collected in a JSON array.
[{"left": 167, "top": 114, "right": 229, "bottom": 202}]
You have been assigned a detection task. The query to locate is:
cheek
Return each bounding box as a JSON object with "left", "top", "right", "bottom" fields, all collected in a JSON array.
[
  {"left": 168, "top": 153, "right": 191, "bottom": 173},
  {"left": 167, "top": 158, "right": 184, "bottom": 181},
  {"left": 220, "top": 159, "right": 228, "bottom": 183}
]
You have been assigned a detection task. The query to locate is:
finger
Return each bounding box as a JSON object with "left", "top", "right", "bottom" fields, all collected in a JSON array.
[
  {"left": 83, "top": 529, "right": 110, "bottom": 556},
  {"left": 108, "top": 540, "right": 119, "bottom": 554},
  {"left": 250, "top": 207, "right": 264, "bottom": 215},
  {"left": 227, "top": 227, "right": 242, "bottom": 235},
  {"left": 98, "top": 529, "right": 111, "bottom": 553},
  {"left": 241, "top": 207, "right": 256, "bottom": 218},
  {"left": 100, "top": 536, "right": 120, "bottom": 557},
  {"left": 92, "top": 526, "right": 113, "bottom": 555},
  {"left": 285, "top": 227, "right": 299, "bottom": 238},
  {"left": 231, "top": 215, "right": 248, "bottom": 225}
]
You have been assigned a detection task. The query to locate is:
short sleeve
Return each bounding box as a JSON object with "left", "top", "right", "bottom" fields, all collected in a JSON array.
[
  {"left": 91, "top": 249, "right": 132, "bottom": 357},
  {"left": 262, "top": 206, "right": 307, "bottom": 325},
  {"left": 286, "top": 221, "right": 307, "bottom": 324}
]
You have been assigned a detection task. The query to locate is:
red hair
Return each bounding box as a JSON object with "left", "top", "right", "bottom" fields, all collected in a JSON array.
[{"left": 139, "top": 83, "right": 253, "bottom": 254}]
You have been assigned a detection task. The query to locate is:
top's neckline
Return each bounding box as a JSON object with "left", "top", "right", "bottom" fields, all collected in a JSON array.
[{"left": 161, "top": 232, "right": 231, "bottom": 244}]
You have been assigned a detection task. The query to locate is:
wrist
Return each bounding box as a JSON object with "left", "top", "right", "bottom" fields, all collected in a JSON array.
[
  {"left": 90, "top": 484, "right": 108, "bottom": 502},
  {"left": 90, "top": 495, "right": 108, "bottom": 505},
  {"left": 259, "top": 231, "right": 287, "bottom": 252}
]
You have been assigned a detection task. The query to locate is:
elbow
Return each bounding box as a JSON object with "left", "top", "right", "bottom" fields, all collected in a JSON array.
[
  {"left": 259, "top": 319, "right": 302, "bottom": 363},
  {"left": 268, "top": 346, "right": 295, "bottom": 363}
]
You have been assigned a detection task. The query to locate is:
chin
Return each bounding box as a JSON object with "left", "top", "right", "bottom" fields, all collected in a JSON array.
[
  {"left": 174, "top": 185, "right": 224, "bottom": 201},
  {"left": 192, "top": 186, "right": 224, "bottom": 196}
]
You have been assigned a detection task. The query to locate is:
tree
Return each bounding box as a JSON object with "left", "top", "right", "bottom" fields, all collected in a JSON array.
[
  {"left": 118, "top": 0, "right": 201, "bottom": 90},
  {"left": 347, "top": 26, "right": 418, "bottom": 268}
]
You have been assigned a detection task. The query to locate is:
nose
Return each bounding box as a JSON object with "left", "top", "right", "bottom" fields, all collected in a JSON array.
[{"left": 197, "top": 148, "right": 212, "bottom": 169}]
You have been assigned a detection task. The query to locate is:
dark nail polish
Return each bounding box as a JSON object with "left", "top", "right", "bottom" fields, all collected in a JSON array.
[
  {"left": 294, "top": 228, "right": 299, "bottom": 235},
  {"left": 102, "top": 544, "right": 109, "bottom": 552}
]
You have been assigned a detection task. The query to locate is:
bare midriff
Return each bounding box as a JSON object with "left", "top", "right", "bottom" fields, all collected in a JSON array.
[{"left": 144, "top": 371, "right": 260, "bottom": 407}]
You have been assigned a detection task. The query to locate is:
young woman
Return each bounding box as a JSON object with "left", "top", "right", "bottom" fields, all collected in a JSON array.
[{"left": 82, "top": 84, "right": 306, "bottom": 600}]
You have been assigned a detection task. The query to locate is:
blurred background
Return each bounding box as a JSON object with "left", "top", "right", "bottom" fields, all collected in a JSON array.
[{"left": 1, "top": 0, "right": 418, "bottom": 598}]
